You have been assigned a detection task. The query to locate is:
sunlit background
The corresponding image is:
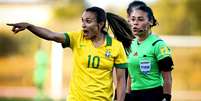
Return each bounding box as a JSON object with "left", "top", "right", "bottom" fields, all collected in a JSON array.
[{"left": 0, "top": 0, "right": 201, "bottom": 101}]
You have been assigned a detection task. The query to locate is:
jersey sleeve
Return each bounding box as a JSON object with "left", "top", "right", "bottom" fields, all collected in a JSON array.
[
  {"left": 154, "top": 41, "right": 172, "bottom": 61},
  {"left": 62, "top": 31, "right": 80, "bottom": 48},
  {"left": 114, "top": 42, "right": 128, "bottom": 69}
]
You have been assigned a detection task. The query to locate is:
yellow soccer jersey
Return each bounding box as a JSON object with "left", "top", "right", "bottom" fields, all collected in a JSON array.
[{"left": 62, "top": 31, "right": 127, "bottom": 101}]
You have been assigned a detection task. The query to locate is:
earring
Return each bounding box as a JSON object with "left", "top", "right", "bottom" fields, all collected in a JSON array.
[{"left": 149, "top": 22, "right": 153, "bottom": 25}]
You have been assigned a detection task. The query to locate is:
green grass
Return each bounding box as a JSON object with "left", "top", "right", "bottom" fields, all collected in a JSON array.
[
  {"left": 0, "top": 97, "right": 65, "bottom": 101},
  {"left": 0, "top": 98, "right": 31, "bottom": 101}
]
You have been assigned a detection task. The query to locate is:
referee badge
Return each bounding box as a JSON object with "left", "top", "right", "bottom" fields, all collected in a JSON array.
[
  {"left": 105, "top": 50, "right": 111, "bottom": 58},
  {"left": 140, "top": 59, "right": 151, "bottom": 75}
]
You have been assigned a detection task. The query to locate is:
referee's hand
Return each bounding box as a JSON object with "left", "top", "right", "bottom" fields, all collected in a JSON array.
[{"left": 162, "top": 94, "right": 171, "bottom": 101}]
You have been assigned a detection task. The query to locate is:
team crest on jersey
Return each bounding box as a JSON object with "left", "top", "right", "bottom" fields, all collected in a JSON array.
[{"left": 105, "top": 50, "right": 111, "bottom": 58}]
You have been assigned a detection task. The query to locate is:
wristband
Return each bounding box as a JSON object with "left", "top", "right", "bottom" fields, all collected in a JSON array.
[{"left": 163, "top": 94, "right": 171, "bottom": 101}]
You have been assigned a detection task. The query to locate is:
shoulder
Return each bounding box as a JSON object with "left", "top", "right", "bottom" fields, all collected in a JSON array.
[
  {"left": 150, "top": 34, "right": 167, "bottom": 46},
  {"left": 65, "top": 30, "right": 84, "bottom": 41},
  {"left": 67, "top": 30, "right": 83, "bottom": 36},
  {"left": 150, "top": 34, "right": 161, "bottom": 41},
  {"left": 111, "top": 37, "right": 123, "bottom": 47},
  {"left": 151, "top": 34, "right": 172, "bottom": 54}
]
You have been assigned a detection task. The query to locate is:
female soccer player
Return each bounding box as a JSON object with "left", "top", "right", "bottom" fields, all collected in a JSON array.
[{"left": 7, "top": 6, "right": 134, "bottom": 101}]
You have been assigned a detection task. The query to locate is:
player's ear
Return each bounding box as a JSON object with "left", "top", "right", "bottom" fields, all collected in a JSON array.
[
  {"left": 98, "top": 21, "right": 104, "bottom": 30},
  {"left": 99, "top": 22, "right": 104, "bottom": 28}
]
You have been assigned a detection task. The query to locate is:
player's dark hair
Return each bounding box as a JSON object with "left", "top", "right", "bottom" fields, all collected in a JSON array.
[{"left": 86, "top": 7, "right": 134, "bottom": 55}]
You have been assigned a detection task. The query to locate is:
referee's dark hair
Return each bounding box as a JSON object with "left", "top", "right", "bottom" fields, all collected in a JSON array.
[
  {"left": 127, "top": 0, "right": 147, "bottom": 15},
  {"left": 127, "top": 0, "right": 158, "bottom": 27}
]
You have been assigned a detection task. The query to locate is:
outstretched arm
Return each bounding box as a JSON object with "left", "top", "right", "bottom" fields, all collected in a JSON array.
[
  {"left": 116, "top": 68, "right": 126, "bottom": 101},
  {"left": 7, "top": 22, "right": 65, "bottom": 43}
]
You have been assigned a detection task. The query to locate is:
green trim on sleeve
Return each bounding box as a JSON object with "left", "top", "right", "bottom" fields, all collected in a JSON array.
[
  {"left": 62, "top": 32, "right": 70, "bottom": 48},
  {"left": 114, "top": 63, "right": 127, "bottom": 69}
]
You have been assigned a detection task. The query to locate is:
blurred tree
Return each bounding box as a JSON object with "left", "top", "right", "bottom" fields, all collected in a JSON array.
[
  {"left": 0, "top": 33, "right": 20, "bottom": 57},
  {"left": 186, "top": 0, "right": 201, "bottom": 35},
  {"left": 0, "top": 31, "right": 40, "bottom": 57},
  {"left": 52, "top": 0, "right": 85, "bottom": 20},
  {"left": 152, "top": 0, "right": 201, "bottom": 35}
]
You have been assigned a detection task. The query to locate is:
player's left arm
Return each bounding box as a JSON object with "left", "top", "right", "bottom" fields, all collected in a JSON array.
[
  {"left": 115, "top": 68, "right": 126, "bottom": 101},
  {"left": 114, "top": 42, "right": 127, "bottom": 101}
]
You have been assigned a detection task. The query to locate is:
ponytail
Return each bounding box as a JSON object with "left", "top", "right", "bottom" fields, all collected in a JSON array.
[{"left": 106, "top": 12, "right": 134, "bottom": 55}]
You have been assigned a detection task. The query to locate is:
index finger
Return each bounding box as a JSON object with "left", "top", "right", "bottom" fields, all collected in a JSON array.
[{"left": 6, "top": 23, "right": 15, "bottom": 26}]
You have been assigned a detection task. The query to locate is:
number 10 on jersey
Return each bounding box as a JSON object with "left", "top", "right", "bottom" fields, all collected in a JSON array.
[{"left": 88, "top": 55, "right": 100, "bottom": 68}]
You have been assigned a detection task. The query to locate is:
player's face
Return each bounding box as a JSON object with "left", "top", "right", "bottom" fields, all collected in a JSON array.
[
  {"left": 128, "top": 9, "right": 151, "bottom": 36},
  {"left": 81, "top": 11, "right": 100, "bottom": 40}
]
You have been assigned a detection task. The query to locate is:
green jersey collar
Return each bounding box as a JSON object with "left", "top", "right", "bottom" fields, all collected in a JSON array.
[{"left": 106, "top": 34, "right": 112, "bottom": 46}]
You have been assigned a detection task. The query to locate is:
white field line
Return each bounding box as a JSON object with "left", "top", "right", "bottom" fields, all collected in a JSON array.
[{"left": 161, "top": 36, "right": 201, "bottom": 47}]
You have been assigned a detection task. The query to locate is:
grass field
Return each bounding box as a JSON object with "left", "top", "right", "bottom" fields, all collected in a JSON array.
[
  {"left": 0, "top": 45, "right": 201, "bottom": 101},
  {"left": 0, "top": 98, "right": 30, "bottom": 101},
  {"left": 0, "top": 97, "right": 66, "bottom": 101},
  {"left": 0, "top": 97, "right": 200, "bottom": 101}
]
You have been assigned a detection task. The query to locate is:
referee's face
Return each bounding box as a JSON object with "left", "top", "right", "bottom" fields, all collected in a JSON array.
[
  {"left": 128, "top": 9, "right": 151, "bottom": 36},
  {"left": 81, "top": 11, "right": 100, "bottom": 40}
]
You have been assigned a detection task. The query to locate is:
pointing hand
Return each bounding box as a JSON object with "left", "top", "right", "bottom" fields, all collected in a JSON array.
[{"left": 7, "top": 22, "right": 30, "bottom": 34}]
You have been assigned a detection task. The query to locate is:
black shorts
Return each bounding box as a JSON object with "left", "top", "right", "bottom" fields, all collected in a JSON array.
[{"left": 125, "top": 86, "right": 163, "bottom": 101}]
